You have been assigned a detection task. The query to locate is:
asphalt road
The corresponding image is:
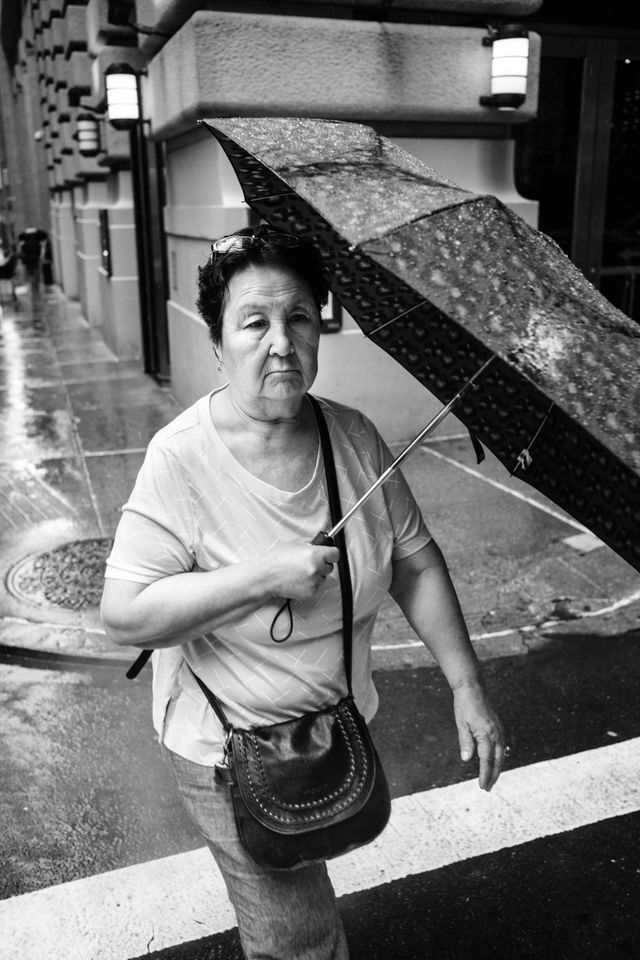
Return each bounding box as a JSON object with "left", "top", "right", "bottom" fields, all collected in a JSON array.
[{"left": 2, "top": 620, "right": 640, "bottom": 959}]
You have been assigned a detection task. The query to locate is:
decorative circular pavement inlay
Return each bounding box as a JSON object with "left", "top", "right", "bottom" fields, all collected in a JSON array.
[{"left": 7, "top": 538, "right": 113, "bottom": 611}]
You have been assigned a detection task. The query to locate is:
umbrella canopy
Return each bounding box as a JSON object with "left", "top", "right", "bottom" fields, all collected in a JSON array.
[{"left": 200, "top": 117, "right": 640, "bottom": 575}]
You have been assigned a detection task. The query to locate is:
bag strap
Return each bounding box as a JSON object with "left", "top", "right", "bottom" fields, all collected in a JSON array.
[
  {"left": 308, "top": 394, "right": 354, "bottom": 694},
  {"left": 189, "top": 393, "right": 354, "bottom": 732}
]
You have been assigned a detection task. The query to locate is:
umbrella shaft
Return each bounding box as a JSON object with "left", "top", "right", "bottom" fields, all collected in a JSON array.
[{"left": 328, "top": 357, "right": 494, "bottom": 540}]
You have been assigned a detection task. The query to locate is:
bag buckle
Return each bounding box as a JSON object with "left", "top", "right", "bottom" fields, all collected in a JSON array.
[{"left": 215, "top": 727, "right": 234, "bottom": 784}]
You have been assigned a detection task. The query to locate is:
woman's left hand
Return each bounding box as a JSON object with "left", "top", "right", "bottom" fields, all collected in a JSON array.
[
  {"left": 390, "top": 541, "right": 508, "bottom": 792},
  {"left": 453, "top": 679, "right": 507, "bottom": 792}
]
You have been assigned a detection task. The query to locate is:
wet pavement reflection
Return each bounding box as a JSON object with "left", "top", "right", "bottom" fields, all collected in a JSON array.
[
  {"left": 0, "top": 308, "right": 76, "bottom": 461},
  {"left": 0, "top": 289, "right": 180, "bottom": 655}
]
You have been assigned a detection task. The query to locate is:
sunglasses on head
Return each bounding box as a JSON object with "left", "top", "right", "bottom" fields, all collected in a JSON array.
[{"left": 209, "top": 231, "right": 303, "bottom": 260}]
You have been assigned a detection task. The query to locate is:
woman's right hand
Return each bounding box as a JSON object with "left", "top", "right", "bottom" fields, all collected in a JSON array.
[
  {"left": 102, "top": 540, "right": 340, "bottom": 650},
  {"left": 263, "top": 540, "right": 341, "bottom": 600}
]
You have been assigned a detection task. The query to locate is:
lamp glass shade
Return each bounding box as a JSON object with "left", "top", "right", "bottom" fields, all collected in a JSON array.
[
  {"left": 492, "top": 56, "right": 528, "bottom": 77},
  {"left": 491, "top": 75, "right": 527, "bottom": 95},
  {"left": 105, "top": 71, "right": 140, "bottom": 126},
  {"left": 77, "top": 116, "right": 100, "bottom": 157},
  {"left": 492, "top": 36, "right": 529, "bottom": 59},
  {"left": 490, "top": 33, "right": 529, "bottom": 99}
]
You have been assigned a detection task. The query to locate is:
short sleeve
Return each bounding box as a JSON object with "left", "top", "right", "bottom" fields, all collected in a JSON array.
[
  {"left": 365, "top": 414, "right": 432, "bottom": 561},
  {"left": 104, "top": 439, "right": 196, "bottom": 584}
]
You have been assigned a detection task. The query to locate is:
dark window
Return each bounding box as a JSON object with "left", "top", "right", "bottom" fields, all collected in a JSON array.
[
  {"left": 514, "top": 57, "right": 582, "bottom": 259},
  {"left": 600, "top": 57, "right": 640, "bottom": 319}
]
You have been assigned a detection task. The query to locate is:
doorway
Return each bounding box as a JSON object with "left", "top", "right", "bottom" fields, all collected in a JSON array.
[{"left": 514, "top": 33, "right": 640, "bottom": 323}]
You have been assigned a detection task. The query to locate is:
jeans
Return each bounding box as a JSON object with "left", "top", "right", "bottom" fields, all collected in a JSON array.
[
  {"left": 24, "top": 263, "right": 42, "bottom": 307},
  {"left": 165, "top": 746, "right": 350, "bottom": 960}
]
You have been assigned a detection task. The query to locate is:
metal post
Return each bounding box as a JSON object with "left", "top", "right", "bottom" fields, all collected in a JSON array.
[{"left": 128, "top": 122, "right": 171, "bottom": 381}]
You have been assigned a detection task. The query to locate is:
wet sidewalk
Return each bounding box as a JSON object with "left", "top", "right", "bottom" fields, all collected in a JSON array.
[
  {"left": 0, "top": 288, "right": 638, "bottom": 668},
  {"left": 0, "top": 287, "right": 179, "bottom": 664}
]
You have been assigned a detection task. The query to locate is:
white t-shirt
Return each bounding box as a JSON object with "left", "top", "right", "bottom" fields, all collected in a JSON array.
[{"left": 105, "top": 390, "right": 431, "bottom": 765}]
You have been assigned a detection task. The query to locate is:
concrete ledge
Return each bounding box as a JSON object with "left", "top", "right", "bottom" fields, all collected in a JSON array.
[
  {"left": 137, "top": 0, "right": 543, "bottom": 55},
  {"left": 51, "top": 17, "right": 65, "bottom": 56},
  {"left": 147, "top": 12, "right": 540, "bottom": 140},
  {"left": 63, "top": 5, "right": 88, "bottom": 59},
  {"left": 66, "top": 49, "right": 92, "bottom": 98}
]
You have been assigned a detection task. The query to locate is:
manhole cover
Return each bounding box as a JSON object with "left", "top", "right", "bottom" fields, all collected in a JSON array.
[{"left": 7, "top": 538, "right": 113, "bottom": 611}]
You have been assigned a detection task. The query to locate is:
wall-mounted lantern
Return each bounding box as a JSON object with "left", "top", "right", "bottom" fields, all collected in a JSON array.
[
  {"left": 480, "top": 23, "right": 529, "bottom": 111},
  {"left": 105, "top": 62, "right": 141, "bottom": 129},
  {"left": 76, "top": 113, "right": 101, "bottom": 157}
]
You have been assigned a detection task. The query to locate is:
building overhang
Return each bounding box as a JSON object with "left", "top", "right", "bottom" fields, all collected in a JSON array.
[{"left": 145, "top": 11, "right": 540, "bottom": 141}]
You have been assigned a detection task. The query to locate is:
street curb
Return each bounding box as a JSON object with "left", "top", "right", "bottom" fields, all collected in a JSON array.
[
  {"left": 2, "top": 583, "right": 639, "bottom": 670},
  {"left": 0, "top": 643, "right": 130, "bottom": 669},
  {"left": 0, "top": 616, "right": 130, "bottom": 666}
]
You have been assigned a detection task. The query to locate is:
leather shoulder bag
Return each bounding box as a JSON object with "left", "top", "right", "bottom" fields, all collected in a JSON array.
[{"left": 187, "top": 394, "right": 391, "bottom": 870}]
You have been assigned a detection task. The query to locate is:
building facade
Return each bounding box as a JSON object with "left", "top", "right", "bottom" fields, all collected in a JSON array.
[{"left": 1, "top": 1, "right": 638, "bottom": 437}]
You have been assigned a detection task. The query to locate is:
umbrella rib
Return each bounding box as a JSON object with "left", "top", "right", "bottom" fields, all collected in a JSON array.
[
  {"left": 368, "top": 300, "right": 431, "bottom": 336},
  {"left": 247, "top": 191, "right": 295, "bottom": 203},
  {"left": 363, "top": 196, "right": 484, "bottom": 247},
  {"left": 327, "top": 357, "right": 496, "bottom": 540}
]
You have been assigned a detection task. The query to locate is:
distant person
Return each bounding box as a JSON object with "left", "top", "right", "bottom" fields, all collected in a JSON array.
[
  {"left": 42, "top": 237, "right": 54, "bottom": 287},
  {"left": 17, "top": 226, "right": 49, "bottom": 300}
]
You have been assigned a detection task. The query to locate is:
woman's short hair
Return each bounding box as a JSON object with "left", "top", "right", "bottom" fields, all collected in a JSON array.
[{"left": 196, "top": 225, "right": 329, "bottom": 345}]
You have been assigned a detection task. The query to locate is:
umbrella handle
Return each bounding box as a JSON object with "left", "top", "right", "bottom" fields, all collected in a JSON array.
[
  {"left": 269, "top": 531, "right": 336, "bottom": 643},
  {"left": 310, "top": 531, "right": 336, "bottom": 548}
]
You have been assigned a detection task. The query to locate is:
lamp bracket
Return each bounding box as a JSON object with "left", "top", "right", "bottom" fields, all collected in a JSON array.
[
  {"left": 479, "top": 93, "right": 526, "bottom": 109},
  {"left": 132, "top": 22, "right": 171, "bottom": 39},
  {"left": 76, "top": 102, "right": 106, "bottom": 118},
  {"left": 107, "top": 0, "right": 170, "bottom": 37},
  {"left": 482, "top": 21, "right": 501, "bottom": 44},
  {"left": 482, "top": 21, "right": 528, "bottom": 45}
]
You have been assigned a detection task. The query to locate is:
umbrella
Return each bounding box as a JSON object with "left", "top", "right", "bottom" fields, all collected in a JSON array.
[{"left": 199, "top": 117, "right": 640, "bottom": 575}]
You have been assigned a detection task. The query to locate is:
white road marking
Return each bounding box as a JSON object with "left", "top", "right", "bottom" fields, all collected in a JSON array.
[
  {"left": 2, "top": 738, "right": 640, "bottom": 960},
  {"left": 563, "top": 531, "right": 605, "bottom": 552},
  {"left": 421, "top": 446, "right": 591, "bottom": 534},
  {"left": 372, "top": 585, "right": 640, "bottom": 653},
  {"left": 0, "top": 614, "right": 109, "bottom": 636},
  {"left": 84, "top": 448, "right": 148, "bottom": 458}
]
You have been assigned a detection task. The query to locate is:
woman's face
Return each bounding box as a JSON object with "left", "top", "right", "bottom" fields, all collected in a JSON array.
[{"left": 218, "top": 263, "right": 322, "bottom": 416}]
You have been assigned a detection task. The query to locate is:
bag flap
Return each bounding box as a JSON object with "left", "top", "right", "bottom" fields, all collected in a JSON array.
[{"left": 231, "top": 697, "right": 377, "bottom": 834}]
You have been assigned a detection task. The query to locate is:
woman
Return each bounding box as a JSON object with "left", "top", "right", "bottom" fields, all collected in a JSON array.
[{"left": 101, "top": 225, "right": 506, "bottom": 960}]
